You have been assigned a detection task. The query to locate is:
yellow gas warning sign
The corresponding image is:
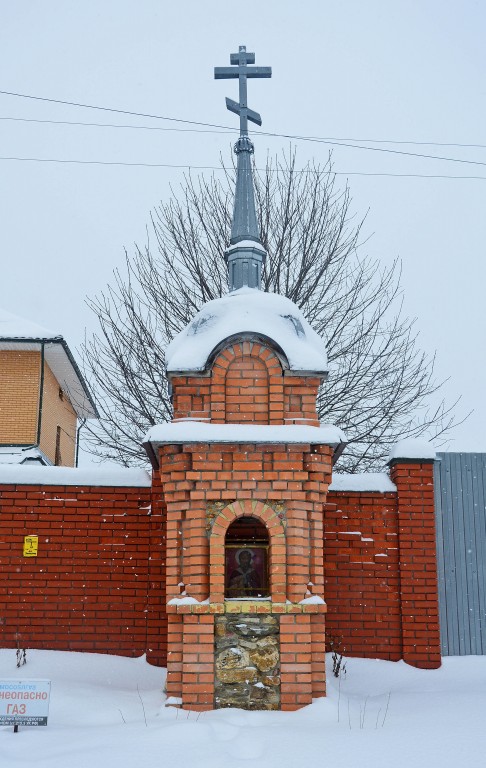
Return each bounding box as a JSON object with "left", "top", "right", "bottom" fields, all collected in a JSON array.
[{"left": 23, "top": 536, "right": 38, "bottom": 557}]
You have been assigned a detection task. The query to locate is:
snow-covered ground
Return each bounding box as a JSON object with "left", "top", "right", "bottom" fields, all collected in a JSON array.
[{"left": 1, "top": 650, "right": 485, "bottom": 768}]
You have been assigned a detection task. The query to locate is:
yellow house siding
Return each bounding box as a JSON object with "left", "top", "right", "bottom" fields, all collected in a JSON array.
[
  {"left": 39, "top": 362, "right": 77, "bottom": 466},
  {"left": 0, "top": 350, "right": 41, "bottom": 443}
]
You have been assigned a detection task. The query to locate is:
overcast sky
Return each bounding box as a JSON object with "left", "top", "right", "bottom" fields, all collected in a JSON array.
[{"left": 1, "top": 1, "right": 485, "bottom": 463}]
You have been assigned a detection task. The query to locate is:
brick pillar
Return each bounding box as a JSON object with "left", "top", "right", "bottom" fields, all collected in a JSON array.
[
  {"left": 184, "top": 505, "right": 209, "bottom": 601},
  {"left": 146, "top": 471, "right": 167, "bottom": 666},
  {"left": 389, "top": 458, "right": 441, "bottom": 669},
  {"left": 286, "top": 508, "right": 311, "bottom": 603},
  {"left": 166, "top": 614, "right": 183, "bottom": 699},
  {"left": 181, "top": 614, "right": 215, "bottom": 710},
  {"left": 310, "top": 614, "right": 326, "bottom": 698},
  {"left": 166, "top": 612, "right": 216, "bottom": 710},
  {"left": 280, "top": 614, "right": 313, "bottom": 710}
]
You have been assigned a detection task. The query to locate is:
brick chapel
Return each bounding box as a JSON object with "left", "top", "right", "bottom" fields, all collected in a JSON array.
[{"left": 0, "top": 46, "right": 441, "bottom": 712}]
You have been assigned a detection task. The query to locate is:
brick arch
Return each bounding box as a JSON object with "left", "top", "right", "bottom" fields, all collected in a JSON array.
[
  {"left": 210, "top": 499, "right": 286, "bottom": 603},
  {"left": 210, "top": 341, "right": 285, "bottom": 424},
  {"left": 225, "top": 356, "right": 269, "bottom": 423}
]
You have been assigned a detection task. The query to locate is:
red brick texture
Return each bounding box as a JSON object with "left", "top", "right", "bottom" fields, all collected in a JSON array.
[
  {"left": 225, "top": 356, "right": 269, "bottom": 423},
  {"left": 171, "top": 342, "right": 321, "bottom": 426},
  {"left": 324, "top": 490, "right": 401, "bottom": 660},
  {"left": 390, "top": 460, "right": 441, "bottom": 668},
  {"left": 0, "top": 479, "right": 167, "bottom": 665},
  {"left": 280, "top": 613, "right": 326, "bottom": 709},
  {"left": 324, "top": 465, "right": 441, "bottom": 669}
]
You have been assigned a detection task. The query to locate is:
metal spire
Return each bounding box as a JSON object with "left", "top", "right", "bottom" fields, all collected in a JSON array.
[{"left": 215, "top": 46, "right": 271, "bottom": 291}]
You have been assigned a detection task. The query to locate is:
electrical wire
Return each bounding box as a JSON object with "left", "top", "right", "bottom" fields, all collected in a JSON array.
[
  {"left": 0, "top": 116, "right": 234, "bottom": 136},
  {"left": 1, "top": 115, "right": 485, "bottom": 150},
  {"left": 0, "top": 154, "right": 485, "bottom": 179},
  {"left": 1, "top": 88, "right": 486, "bottom": 167}
]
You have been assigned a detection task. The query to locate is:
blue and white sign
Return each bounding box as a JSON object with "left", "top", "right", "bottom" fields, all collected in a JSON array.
[{"left": 0, "top": 679, "right": 51, "bottom": 726}]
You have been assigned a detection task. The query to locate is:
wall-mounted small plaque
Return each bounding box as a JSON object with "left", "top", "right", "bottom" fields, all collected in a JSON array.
[{"left": 23, "top": 536, "right": 38, "bottom": 557}]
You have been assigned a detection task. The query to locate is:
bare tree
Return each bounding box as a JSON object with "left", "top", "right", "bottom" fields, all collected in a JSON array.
[{"left": 82, "top": 152, "right": 457, "bottom": 471}]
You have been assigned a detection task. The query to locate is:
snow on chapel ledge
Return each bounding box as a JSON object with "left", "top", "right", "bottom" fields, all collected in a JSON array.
[
  {"left": 166, "top": 288, "right": 328, "bottom": 374},
  {"left": 144, "top": 421, "right": 346, "bottom": 447}
]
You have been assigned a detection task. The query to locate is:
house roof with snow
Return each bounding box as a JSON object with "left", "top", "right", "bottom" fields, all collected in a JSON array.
[
  {"left": 166, "top": 288, "right": 328, "bottom": 375},
  {"left": 0, "top": 445, "right": 52, "bottom": 466},
  {"left": 0, "top": 309, "right": 98, "bottom": 420}
]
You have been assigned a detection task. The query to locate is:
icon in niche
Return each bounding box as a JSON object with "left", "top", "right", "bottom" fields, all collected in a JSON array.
[{"left": 225, "top": 545, "right": 268, "bottom": 598}]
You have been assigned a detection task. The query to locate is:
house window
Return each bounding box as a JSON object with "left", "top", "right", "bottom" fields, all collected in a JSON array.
[{"left": 225, "top": 517, "right": 269, "bottom": 598}]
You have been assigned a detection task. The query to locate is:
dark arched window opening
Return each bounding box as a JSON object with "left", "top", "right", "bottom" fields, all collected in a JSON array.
[{"left": 225, "top": 517, "right": 269, "bottom": 598}]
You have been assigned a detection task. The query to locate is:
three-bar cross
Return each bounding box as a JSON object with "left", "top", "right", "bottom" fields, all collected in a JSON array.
[{"left": 214, "top": 46, "right": 272, "bottom": 136}]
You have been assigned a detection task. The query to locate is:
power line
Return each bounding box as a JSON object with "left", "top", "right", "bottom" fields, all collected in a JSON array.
[
  {"left": 0, "top": 115, "right": 234, "bottom": 136},
  {"left": 1, "top": 88, "right": 486, "bottom": 168},
  {"left": 276, "top": 133, "right": 486, "bottom": 168},
  {"left": 0, "top": 88, "right": 225, "bottom": 128},
  {"left": 0, "top": 155, "right": 222, "bottom": 169},
  {"left": 1, "top": 154, "right": 485, "bottom": 180},
  {"left": 1, "top": 115, "right": 485, "bottom": 150},
  {"left": 336, "top": 172, "right": 486, "bottom": 180}
]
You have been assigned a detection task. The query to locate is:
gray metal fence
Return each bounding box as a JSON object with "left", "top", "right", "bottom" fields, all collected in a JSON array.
[{"left": 434, "top": 453, "right": 486, "bottom": 655}]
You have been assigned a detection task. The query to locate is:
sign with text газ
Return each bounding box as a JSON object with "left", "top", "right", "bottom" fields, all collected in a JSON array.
[{"left": 0, "top": 680, "right": 51, "bottom": 726}]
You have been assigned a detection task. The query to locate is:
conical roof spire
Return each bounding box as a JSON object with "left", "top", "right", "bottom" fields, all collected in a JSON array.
[{"left": 215, "top": 46, "right": 272, "bottom": 291}]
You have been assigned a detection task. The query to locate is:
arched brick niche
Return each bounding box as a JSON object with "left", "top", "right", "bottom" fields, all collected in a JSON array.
[
  {"left": 225, "top": 356, "right": 269, "bottom": 423},
  {"left": 170, "top": 336, "right": 321, "bottom": 426},
  {"left": 210, "top": 341, "right": 284, "bottom": 424},
  {"left": 225, "top": 516, "right": 270, "bottom": 597},
  {"left": 209, "top": 499, "right": 286, "bottom": 603}
]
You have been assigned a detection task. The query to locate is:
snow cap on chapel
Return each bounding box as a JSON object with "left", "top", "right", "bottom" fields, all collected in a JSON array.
[{"left": 166, "top": 287, "right": 328, "bottom": 376}]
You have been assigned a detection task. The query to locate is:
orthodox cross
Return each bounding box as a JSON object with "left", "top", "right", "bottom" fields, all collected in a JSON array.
[
  {"left": 214, "top": 46, "right": 271, "bottom": 291},
  {"left": 214, "top": 46, "right": 272, "bottom": 137}
]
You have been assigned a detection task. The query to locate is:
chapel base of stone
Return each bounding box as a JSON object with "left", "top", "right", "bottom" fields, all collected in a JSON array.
[{"left": 167, "top": 602, "right": 326, "bottom": 711}]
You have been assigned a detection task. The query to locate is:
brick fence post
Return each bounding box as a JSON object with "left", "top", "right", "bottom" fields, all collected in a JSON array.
[{"left": 389, "top": 441, "right": 441, "bottom": 669}]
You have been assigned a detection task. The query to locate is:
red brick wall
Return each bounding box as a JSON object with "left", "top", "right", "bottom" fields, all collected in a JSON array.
[
  {"left": 325, "top": 473, "right": 441, "bottom": 669},
  {"left": 0, "top": 480, "right": 167, "bottom": 665},
  {"left": 0, "top": 467, "right": 441, "bottom": 677},
  {"left": 324, "top": 490, "right": 402, "bottom": 660}
]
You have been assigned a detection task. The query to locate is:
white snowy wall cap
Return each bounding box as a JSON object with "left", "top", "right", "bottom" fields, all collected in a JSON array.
[
  {"left": 388, "top": 438, "right": 437, "bottom": 464},
  {"left": 0, "top": 465, "right": 151, "bottom": 487},
  {"left": 166, "top": 288, "right": 328, "bottom": 374},
  {"left": 144, "top": 421, "right": 346, "bottom": 447},
  {"left": 329, "top": 472, "right": 397, "bottom": 493}
]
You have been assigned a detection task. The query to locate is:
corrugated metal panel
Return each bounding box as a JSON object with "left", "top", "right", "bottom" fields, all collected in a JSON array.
[{"left": 434, "top": 453, "right": 486, "bottom": 655}]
